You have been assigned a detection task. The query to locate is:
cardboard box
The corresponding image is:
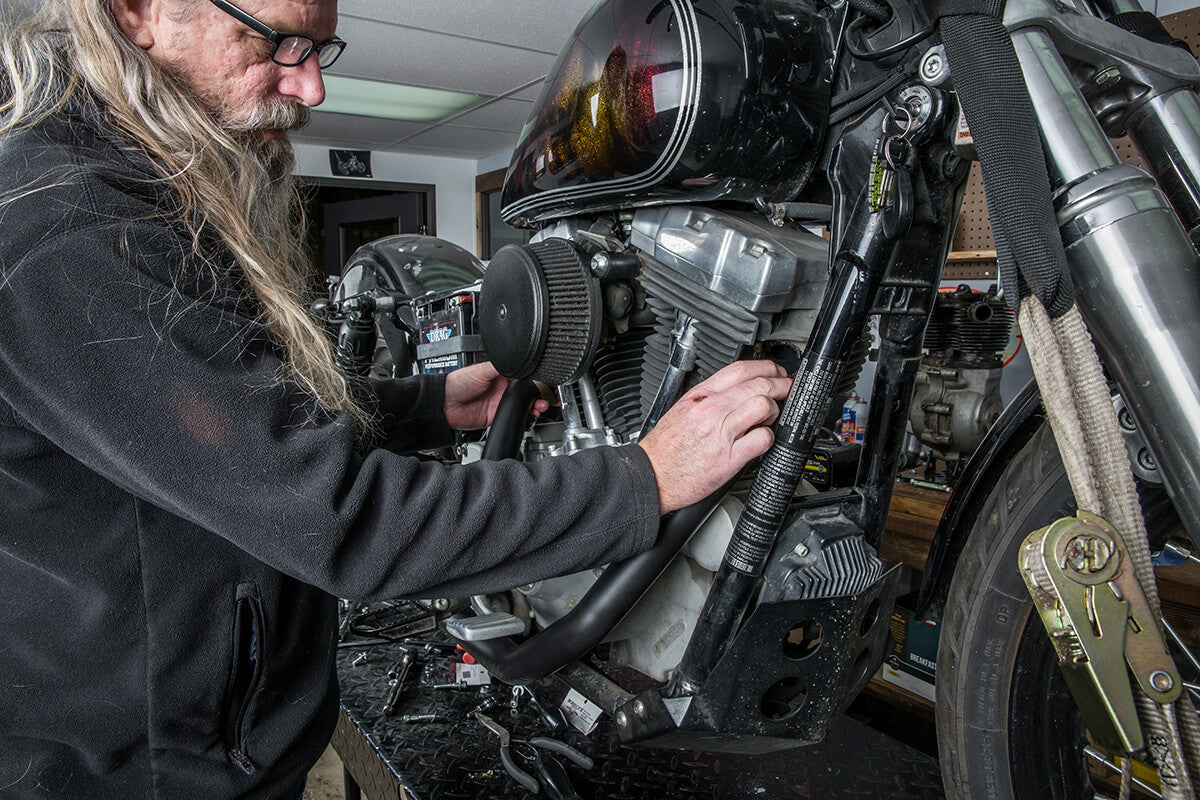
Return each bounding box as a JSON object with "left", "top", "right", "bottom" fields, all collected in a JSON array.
[{"left": 881, "top": 605, "right": 940, "bottom": 703}]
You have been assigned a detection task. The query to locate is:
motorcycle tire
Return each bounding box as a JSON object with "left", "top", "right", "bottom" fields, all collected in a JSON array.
[{"left": 936, "top": 420, "right": 1095, "bottom": 799}]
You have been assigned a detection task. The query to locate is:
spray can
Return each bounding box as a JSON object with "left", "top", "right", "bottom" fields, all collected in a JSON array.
[
  {"left": 853, "top": 398, "right": 868, "bottom": 442},
  {"left": 840, "top": 397, "right": 858, "bottom": 444}
]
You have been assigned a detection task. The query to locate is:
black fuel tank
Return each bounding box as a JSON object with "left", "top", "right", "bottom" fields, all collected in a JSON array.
[{"left": 501, "top": 0, "right": 835, "bottom": 227}]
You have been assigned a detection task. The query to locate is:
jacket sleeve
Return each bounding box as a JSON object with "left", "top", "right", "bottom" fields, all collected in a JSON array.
[
  {"left": 0, "top": 219, "right": 662, "bottom": 601},
  {"left": 366, "top": 374, "right": 456, "bottom": 454}
]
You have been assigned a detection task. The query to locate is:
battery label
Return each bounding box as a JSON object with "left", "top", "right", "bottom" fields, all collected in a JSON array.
[{"left": 419, "top": 319, "right": 463, "bottom": 374}]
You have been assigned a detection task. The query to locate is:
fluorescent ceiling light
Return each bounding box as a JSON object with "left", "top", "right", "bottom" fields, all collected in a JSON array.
[{"left": 320, "top": 75, "right": 485, "bottom": 122}]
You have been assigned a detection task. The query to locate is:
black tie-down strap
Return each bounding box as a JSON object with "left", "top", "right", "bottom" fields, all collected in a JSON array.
[
  {"left": 924, "top": 0, "right": 1075, "bottom": 317},
  {"left": 1109, "top": 10, "right": 1192, "bottom": 55}
]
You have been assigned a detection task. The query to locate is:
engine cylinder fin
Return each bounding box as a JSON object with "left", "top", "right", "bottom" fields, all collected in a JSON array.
[
  {"left": 592, "top": 330, "right": 653, "bottom": 439},
  {"left": 923, "top": 286, "right": 1013, "bottom": 367},
  {"left": 638, "top": 258, "right": 762, "bottom": 422}
]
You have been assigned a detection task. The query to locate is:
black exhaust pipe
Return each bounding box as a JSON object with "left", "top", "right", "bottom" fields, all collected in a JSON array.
[{"left": 451, "top": 378, "right": 724, "bottom": 683}]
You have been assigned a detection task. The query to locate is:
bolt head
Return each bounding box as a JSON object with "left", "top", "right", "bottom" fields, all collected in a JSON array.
[
  {"left": 793, "top": 543, "right": 810, "bottom": 559},
  {"left": 616, "top": 712, "right": 629, "bottom": 727},
  {"left": 1151, "top": 670, "right": 1175, "bottom": 693},
  {"left": 633, "top": 700, "right": 645, "bottom": 715},
  {"left": 940, "top": 151, "right": 964, "bottom": 179},
  {"left": 591, "top": 253, "right": 611, "bottom": 277},
  {"left": 921, "top": 53, "right": 944, "bottom": 81},
  {"left": 1063, "top": 534, "right": 1113, "bottom": 574},
  {"left": 1094, "top": 66, "right": 1121, "bottom": 89}
]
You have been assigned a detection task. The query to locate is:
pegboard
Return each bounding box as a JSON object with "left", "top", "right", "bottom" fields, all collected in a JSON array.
[{"left": 946, "top": 8, "right": 1200, "bottom": 280}]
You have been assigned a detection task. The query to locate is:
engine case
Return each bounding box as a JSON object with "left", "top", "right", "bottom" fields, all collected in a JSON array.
[
  {"left": 909, "top": 365, "right": 1005, "bottom": 462},
  {"left": 521, "top": 496, "right": 743, "bottom": 682},
  {"left": 909, "top": 285, "right": 1013, "bottom": 462}
]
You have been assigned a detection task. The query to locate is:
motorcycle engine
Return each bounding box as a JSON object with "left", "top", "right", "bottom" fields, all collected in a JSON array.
[
  {"left": 474, "top": 205, "right": 832, "bottom": 682},
  {"left": 909, "top": 285, "right": 1014, "bottom": 465}
]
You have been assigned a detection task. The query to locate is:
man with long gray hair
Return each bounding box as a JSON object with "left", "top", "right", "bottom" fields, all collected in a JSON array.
[{"left": 0, "top": 1, "right": 792, "bottom": 797}]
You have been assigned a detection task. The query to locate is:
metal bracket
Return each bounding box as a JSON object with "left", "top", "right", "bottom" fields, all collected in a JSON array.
[
  {"left": 1019, "top": 511, "right": 1183, "bottom": 753},
  {"left": 444, "top": 612, "right": 527, "bottom": 642},
  {"left": 1003, "top": 0, "right": 1200, "bottom": 135}
]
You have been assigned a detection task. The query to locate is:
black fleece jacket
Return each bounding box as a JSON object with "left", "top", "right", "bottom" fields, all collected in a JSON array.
[{"left": 0, "top": 99, "right": 660, "bottom": 799}]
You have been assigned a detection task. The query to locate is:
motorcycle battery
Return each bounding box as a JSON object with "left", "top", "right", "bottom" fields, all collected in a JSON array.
[
  {"left": 804, "top": 442, "right": 861, "bottom": 491},
  {"left": 413, "top": 286, "right": 485, "bottom": 375}
]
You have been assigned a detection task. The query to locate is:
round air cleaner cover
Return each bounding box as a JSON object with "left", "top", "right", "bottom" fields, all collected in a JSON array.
[{"left": 479, "top": 239, "right": 603, "bottom": 385}]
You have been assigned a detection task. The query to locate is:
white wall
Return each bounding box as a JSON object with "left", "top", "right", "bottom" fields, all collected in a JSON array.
[
  {"left": 292, "top": 143, "right": 478, "bottom": 253},
  {"left": 476, "top": 149, "right": 515, "bottom": 177}
]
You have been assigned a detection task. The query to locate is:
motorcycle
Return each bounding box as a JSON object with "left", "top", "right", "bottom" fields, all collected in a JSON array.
[{"left": 320, "top": 0, "right": 1200, "bottom": 797}]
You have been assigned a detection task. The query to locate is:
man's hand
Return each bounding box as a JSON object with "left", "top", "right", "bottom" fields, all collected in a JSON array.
[
  {"left": 637, "top": 360, "right": 792, "bottom": 514},
  {"left": 444, "top": 361, "right": 551, "bottom": 431}
]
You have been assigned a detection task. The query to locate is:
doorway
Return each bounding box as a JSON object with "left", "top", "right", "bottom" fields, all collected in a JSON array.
[{"left": 300, "top": 178, "right": 436, "bottom": 277}]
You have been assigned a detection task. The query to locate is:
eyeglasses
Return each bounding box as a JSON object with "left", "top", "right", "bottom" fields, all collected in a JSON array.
[{"left": 209, "top": 0, "right": 346, "bottom": 69}]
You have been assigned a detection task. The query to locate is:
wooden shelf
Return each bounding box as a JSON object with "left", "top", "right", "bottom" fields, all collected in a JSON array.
[
  {"left": 946, "top": 249, "right": 997, "bottom": 262},
  {"left": 864, "top": 669, "right": 937, "bottom": 721}
]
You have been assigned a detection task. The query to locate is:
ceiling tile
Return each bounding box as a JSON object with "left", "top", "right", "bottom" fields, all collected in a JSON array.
[
  {"left": 293, "top": 112, "right": 429, "bottom": 149},
  {"left": 0, "top": 0, "right": 620, "bottom": 159},
  {"left": 328, "top": 17, "right": 556, "bottom": 96},
  {"left": 391, "top": 125, "right": 522, "bottom": 158},
  {"left": 450, "top": 99, "right": 534, "bottom": 133},
  {"left": 341, "top": 1, "right": 596, "bottom": 52},
  {"left": 512, "top": 82, "right": 550, "bottom": 103},
  {"left": 384, "top": 144, "right": 492, "bottom": 158}
]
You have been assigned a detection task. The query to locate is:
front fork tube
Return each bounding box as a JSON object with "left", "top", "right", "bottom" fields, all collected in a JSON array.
[
  {"left": 670, "top": 183, "right": 906, "bottom": 696},
  {"left": 1127, "top": 88, "right": 1200, "bottom": 245},
  {"left": 1016, "top": 28, "right": 1200, "bottom": 550}
]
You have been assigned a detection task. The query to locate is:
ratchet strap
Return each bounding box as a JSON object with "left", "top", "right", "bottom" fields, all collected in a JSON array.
[
  {"left": 1020, "top": 297, "right": 1200, "bottom": 799},
  {"left": 922, "top": 0, "right": 1200, "bottom": 789},
  {"left": 922, "top": 0, "right": 1073, "bottom": 317}
]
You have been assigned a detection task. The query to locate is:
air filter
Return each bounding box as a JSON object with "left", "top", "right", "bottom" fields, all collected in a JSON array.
[{"left": 478, "top": 239, "right": 603, "bottom": 385}]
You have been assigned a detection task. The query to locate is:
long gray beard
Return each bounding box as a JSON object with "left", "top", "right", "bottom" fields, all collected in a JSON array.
[
  {"left": 212, "top": 99, "right": 311, "bottom": 246},
  {"left": 221, "top": 98, "right": 311, "bottom": 184}
]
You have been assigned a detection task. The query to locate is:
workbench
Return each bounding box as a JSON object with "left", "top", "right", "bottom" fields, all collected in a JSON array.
[{"left": 331, "top": 637, "right": 947, "bottom": 800}]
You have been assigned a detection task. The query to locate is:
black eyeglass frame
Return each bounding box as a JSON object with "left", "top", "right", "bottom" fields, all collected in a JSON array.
[{"left": 209, "top": 0, "right": 346, "bottom": 68}]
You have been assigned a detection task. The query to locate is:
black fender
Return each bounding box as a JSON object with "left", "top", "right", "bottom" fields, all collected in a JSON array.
[
  {"left": 338, "top": 235, "right": 486, "bottom": 378},
  {"left": 341, "top": 234, "right": 484, "bottom": 298},
  {"left": 914, "top": 380, "right": 1045, "bottom": 624}
]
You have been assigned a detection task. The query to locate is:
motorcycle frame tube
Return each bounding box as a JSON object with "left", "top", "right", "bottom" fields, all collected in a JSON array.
[
  {"left": 855, "top": 297, "right": 942, "bottom": 548},
  {"left": 671, "top": 179, "right": 902, "bottom": 697},
  {"left": 853, "top": 143, "right": 967, "bottom": 543},
  {"left": 1014, "top": 26, "right": 1200, "bottom": 549}
]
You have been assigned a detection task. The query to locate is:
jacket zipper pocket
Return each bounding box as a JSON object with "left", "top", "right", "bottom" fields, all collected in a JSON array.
[{"left": 222, "top": 582, "right": 264, "bottom": 775}]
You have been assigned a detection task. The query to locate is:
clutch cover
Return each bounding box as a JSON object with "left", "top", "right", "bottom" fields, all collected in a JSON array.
[{"left": 478, "top": 239, "right": 603, "bottom": 386}]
